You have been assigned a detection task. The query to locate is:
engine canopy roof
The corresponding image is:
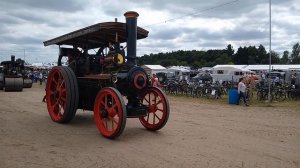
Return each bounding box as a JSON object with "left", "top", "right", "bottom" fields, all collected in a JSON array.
[{"left": 43, "top": 22, "right": 149, "bottom": 50}]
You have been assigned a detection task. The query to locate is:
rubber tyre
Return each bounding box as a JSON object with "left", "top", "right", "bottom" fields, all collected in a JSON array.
[{"left": 46, "top": 66, "right": 79, "bottom": 123}]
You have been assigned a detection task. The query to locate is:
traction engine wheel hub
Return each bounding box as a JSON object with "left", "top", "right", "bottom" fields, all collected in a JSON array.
[
  {"left": 149, "top": 104, "right": 158, "bottom": 113},
  {"left": 101, "top": 109, "right": 108, "bottom": 118},
  {"left": 134, "top": 73, "right": 147, "bottom": 90}
]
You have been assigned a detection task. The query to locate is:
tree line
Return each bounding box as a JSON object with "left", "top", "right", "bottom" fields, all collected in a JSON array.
[{"left": 137, "top": 42, "right": 300, "bottom": 69}]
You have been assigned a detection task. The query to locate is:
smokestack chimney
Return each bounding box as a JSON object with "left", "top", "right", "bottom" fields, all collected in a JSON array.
[
  {"left": 11, "top": 55, "right": 15, "bottom": 67},
  {"left": 124, "top": 11, "right": 139, "bottom": 66}
]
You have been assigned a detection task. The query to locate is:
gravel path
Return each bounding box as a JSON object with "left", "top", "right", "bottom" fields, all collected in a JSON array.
[{"left": 1, "top": 84, "right": 300, "bottom": 168}]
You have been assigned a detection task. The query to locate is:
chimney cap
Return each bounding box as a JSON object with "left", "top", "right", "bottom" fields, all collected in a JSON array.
[{"left": 124, "top": 11, "right": 139, "bottom": 18}]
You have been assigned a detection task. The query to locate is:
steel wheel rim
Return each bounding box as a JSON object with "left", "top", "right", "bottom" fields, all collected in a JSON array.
[
  {"left": 94, "top": 89, "right": 124, "bottom": 137},
  {"left": 140, "top": 88, "right": 168, "bottom": 130},
  {"left": 46, "top": 68, "right": 67, "bottom": 121}
]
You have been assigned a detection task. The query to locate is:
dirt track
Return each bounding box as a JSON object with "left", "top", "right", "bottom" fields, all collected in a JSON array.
[{"left": 1, "top": 83, "right": 300, "bottom": 168}]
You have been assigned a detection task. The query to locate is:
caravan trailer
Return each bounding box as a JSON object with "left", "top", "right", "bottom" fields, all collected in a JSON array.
[
  {"left": 211, "top": 66, "right": 249, "bottom": 82},
  {"left": 167, "top": 66, "right": 190, "bottom": 81}
]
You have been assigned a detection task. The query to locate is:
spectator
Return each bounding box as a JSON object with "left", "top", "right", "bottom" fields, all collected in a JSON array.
[
  {"left": 237, "top": 78, "right": 248, "bottom": 106},
  {"left": 39, "top": 73, "right": 43, "bottom": 85},
  {"left": 151, "top": 73, "right": 160, "bottom": 87},
  {"left": 274, "top": 76, "right": 280, "bottom": 86},
  {"left": 261, "top": 72, "right": 266, "bottom": 80},
  {"left": 248, "top": 73, "right": 256, "bottom": 101},
  {"left": 291, "top": 73, "right": 297, "bottom": 85}
]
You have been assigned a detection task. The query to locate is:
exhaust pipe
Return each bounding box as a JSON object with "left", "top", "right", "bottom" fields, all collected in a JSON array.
[{"left": 124, "top": 11, "right": 139, "bottom": 66}]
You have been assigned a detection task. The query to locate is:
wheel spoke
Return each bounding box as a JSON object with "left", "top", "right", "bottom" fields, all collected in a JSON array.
[
  {"left": 144, "top": 97, "right": 150, "bottom": 104},
  {"left": 146, "top": 113, "right": 150, "bottom": 122},
  {"left": 155, "top": 99, "right": 162, "bottom": 106},
  {"left": 59, "top": 80, "right": 65, "bottom": 89},
  {"left": 157, "top": 108, "right": 163, "bottom": 112},
  {"left": 153, "top": 112, "right": 155, "bottom": 124},
  {"left": 105, "top": 95, "right": 108, "bottom": 108},
  {"left": 112, "top": 118, "right": 119, "bottom": 125},
  {"left": 110, "top": 118, "right": 118, "bottom": 131},
  {"left": 154, "top": 113, "right": 161, "bottom": 121},
  {"left": 109, "top": 103, "right": 117, "bottom": 113},
  {"left": 111, "top": 119, "right": 114, "bottom": 131},
  {"left": 61, "top": 88, "right": 66, "bottom": 94},
  {"left": 52, "top": 77, "right": 58, "bottom": 85},
  {"left": 53, "top": 100, "right": 59, "bottom": 107},
  {"left": 152, "top": 94, "right": 158, "bottom": 104},
  {"left": 59, "top": 98, "right": 65, "bottom": 108},
  {"left": 60, "top": 96, "right": 66, "bottom": 103},
  {"left": 105, "top": 118, "right": 108, "bottom": 129},
  {"left": 148, "top": 93, "right": 151, "bottom": 106},
  {"left": 57, "top": 104, "right": 63, "bottom": 117},
  {"left": 53, "top": 103, "right": 60, "bottom": 114}
]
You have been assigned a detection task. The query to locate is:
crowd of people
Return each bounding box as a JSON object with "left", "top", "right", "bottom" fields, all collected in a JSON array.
[
  {"left": 236, "top": 72, "right": 298, "bottom": 106},
  {"left": 26, "top": 70, "right": 48, "bottom": 85},
  {"left": 154, "top": 70, "right": 299, "bottom": 106}
]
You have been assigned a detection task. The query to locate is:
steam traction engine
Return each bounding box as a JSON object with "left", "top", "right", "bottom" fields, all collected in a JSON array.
[
  {"left": 0, "top": 55, "right": 24, "bottom": 92},
  {"left": 43, "top": 11, "right": 169, "bottom": 138}
]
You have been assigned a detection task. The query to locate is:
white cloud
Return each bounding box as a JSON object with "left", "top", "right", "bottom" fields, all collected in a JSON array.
[{"left": 0, "top": 0, "right": 299, "bottom": 63}]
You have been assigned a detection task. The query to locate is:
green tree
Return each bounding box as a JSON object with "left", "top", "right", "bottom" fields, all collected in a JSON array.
[
  {"left": 234, "top": 47, "right": 248, "bottom": 64},
  {"left": 270, "top": 51, "right": 280, "bottom": 64},
  {"left": 291, "top": 42, "right": 300, "bottom": 64},
  {"left": 257, "top": 44, "right": 268, "bottom": 64},
  {"left": 280, "top": 50, "right": 289, "bottom": 64},
  {"left": 247, "top": 46, "right": 258, "bottom": 64},
  {"left": 226, "top": 44, "right": 234, "bottom": 58},
  {"left": 215, "top": 53, "right": 232, "bottom": 64}
]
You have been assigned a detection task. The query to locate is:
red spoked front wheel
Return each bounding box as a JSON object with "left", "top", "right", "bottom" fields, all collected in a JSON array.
[
  {"left": 93, "top": 87, "right": 126, "bottom": 139},
  {"left": 139, "top": 87, "right": 170, "bottom": 131},
  {"left": 46, "top": 66, "right": 79, "bottom": 123}
]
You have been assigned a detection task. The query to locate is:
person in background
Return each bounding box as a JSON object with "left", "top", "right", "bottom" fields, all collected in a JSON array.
[
  {"left": 274, "top": 76, "right": 280, "bottom": 86},
  {"left": 39, "top": 73, "right": 43, "bottom": 85},
  {"left": 151, "top": 73, "right": 159, "bottom": 87},
  {"left": 248, "top": 73, "right": 256, "bottom": 102},
  {"left": 261, "top": 72, "right": 266, "bottom": 80},
  {"left": 291, "top": 73, "right": 297, "bottom": 85},
  {"left": 237, "top": 77, "right": 249, "bottom": 106}
]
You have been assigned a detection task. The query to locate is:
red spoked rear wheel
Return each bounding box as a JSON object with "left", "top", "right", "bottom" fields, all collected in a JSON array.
[
  {"left": 94, "top": 87, "right": 126, "bottom": 139},
  {"left": 46, "top": 66, "right": 79, "bottom": 123},
  {"left": 139, "top": 87, "right": 169, "bottom": 131}
]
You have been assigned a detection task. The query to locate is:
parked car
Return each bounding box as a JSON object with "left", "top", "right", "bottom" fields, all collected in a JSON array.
[{"left": 191, "top": 73, "right": 212, "bottom": 83}]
